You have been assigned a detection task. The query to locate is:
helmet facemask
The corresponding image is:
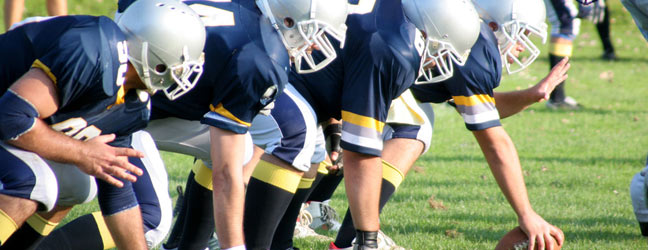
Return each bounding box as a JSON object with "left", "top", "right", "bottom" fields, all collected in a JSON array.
[
  {"left": 289, "top": 19, "right": 346, "bottom": 74},
  {"left": 416, "top": 36, "right": 470, "bottom": 84},
  {"left": 496, "top": 20, "right": 547, "bottom": 74},
  {"left": 258, "top": 0, "right": 347, "bottom": 74},
  {"left": 130, "top": 42, "right": 205, "bottom": 100}
]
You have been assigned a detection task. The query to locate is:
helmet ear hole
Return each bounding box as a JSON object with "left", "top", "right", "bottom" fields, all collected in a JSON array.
[
  {"left": 155, "top": 64, "right": 168, "bottom": 73},
  {"left": 283, "top": 17, "right": 295, "bottom": 28}
]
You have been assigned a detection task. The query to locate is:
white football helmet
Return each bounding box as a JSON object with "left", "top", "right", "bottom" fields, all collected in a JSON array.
[
  {"left": 117, "top": 0, "right": 206, "bottom": 100},
  {"left": 403, "top": 0, "right": 481, "bottom": 84},
  {"left": 256, "top": 0, "right": 348, "bottom": 74},
  {"left": 472, "top": 0, "right": 547, "bottom": 74}
]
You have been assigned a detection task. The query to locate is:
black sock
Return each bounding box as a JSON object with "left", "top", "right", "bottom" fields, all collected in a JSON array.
[
  {"left": 0, "top": 220, "right": 45, "bottom": 250},
  {"left": 307, "top": 172, "right": 343, "bottom": 202},
  {"left": 596, "top": 7, "right": 614, "bottom": 54},
  {"left": 37, "top": 213, "right": 105, "bottom": 250},
  {"left": 244, "top": 160, "right": 301, "bottom": 250},
  {"left": 163, "top": 172, "right": 193, "bottom": 249},
  {"left": 549, "top": 54, "right": 566, "bottom": 101},
  {"left": 271, "top": 177, "right": 317, "bottom": 250},
  {"left": 178, "top": 173, "right": 214, "bottom": 250}
]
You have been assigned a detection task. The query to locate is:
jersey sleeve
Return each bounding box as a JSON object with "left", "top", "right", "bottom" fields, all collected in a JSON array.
[
  {"left": 339, "top": 36, "right": 418, "bottom": 157},
  {"left": 444, "top": 65, "right": 501, "bottom": 131},
  {"left": 200, "top": 51, "right": 287, "bottom": 134}
]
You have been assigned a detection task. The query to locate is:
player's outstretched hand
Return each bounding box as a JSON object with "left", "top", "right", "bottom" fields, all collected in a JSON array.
[
  {"left": 518, "top": 211, "right": 565, "bottom": 250},
  {"left": 77, "top": 134, "right": 144, "bottom": 187},
  {"left": 535, "top": 57, "right": 571, "bottom": 102}
]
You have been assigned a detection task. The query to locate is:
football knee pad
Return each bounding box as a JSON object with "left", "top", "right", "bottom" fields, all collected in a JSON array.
[{"left": 0, "top": 90, "right": 38, "bottom": 140}]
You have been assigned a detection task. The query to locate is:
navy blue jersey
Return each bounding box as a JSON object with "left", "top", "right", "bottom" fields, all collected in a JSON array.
[
  {"left": 411, "top": 22, "right": 502, "bottom": 131},
  {"left": 147, "top": 0, "right": 290, "bottom": 134},
  {"left": 290, "top": 0, "right": 420, "bottom": 156},
  {"left": 0, "top": 16, "right": 147, "bottom": 147}
]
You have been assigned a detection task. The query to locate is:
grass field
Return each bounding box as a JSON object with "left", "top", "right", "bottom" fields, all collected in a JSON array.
[{"left": 3, "top": 0, "right": 648, "bottom": 249}]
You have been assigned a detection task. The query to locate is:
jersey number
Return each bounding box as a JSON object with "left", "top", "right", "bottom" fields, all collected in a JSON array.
[
  {"left": 348, "top": 0, "right": 376, "bottom": 15},
  {"left": 115, "top": 41, "right": 128, "bottom": 87},
  {"left": 51, "top": 118, "right": 102, "bottom": 141}
]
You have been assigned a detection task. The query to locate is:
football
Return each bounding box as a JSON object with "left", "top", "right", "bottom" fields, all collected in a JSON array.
[{"left": 495, "top": 226, "right": 562, "bottom": 250}]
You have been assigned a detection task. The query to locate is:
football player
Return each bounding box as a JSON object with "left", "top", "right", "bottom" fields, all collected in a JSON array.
[
  {"left": 630, "top": 156, "right": 648, "bottom": 240},
  {"left": 324, "top": 0, "right": 571, "bottom": 249},
  {"left": 543, "top": 0, "right": 583, "bottom": 109},
  {"left": 239, "top": 0, "right": 480, "bottom": 249},
  {"left": 409, "top": 0, "right": 566, "bottom": 249},
  {"left": 0, "top": 0, "right": 205, "bottom": 249},
  {"left": 36, "top": 0, "right": 349, "bottom": 250}
]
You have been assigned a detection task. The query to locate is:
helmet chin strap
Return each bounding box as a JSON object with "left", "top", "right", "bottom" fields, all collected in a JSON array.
[{"left": 139, "top": 41, "right": 155, "bottom": 93}]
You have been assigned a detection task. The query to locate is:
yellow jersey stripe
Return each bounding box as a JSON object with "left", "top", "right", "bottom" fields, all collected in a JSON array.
[
  {"left": 32, "top": 59, "right": 57, "bottom": 85},
  {"left": 106, "top": 86, "right": 126, "bottom": 110},
  {"left": 210, "top": 103, "right": 251, "bottom": 127},
  {"left": 453, "top": 94, "right": 495, "bottom": 107},
  {"left": 341, "top": 110, "right": 384, "bottom": 133}
]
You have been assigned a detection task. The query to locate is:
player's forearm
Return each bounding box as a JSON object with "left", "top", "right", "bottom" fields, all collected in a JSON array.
[
  {"left": 472, "top": 127, "right": 534, "bottom": 217},
  {"left": 212, "top": 167, "right": 246, "bottom": 248},
  {"left": 493, "top": 90, "right": 537, "bottom": 119},
  {"left": 8, "top": 119, "right": 86, "bottom": 165},
  {"left": 209, "top": 126, "right": 246, "bottom": 248}
]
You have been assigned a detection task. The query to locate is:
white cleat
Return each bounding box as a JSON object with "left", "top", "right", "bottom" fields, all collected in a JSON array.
[{"left": 305, "top": 200, "right": 342, "bottom": 232}]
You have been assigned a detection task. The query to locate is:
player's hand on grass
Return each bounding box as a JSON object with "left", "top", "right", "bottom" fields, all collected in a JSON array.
[
  {"left": 518, "top": 212, "right": 565, "bottom": 250},
  {"left": 535, "top": 57, "right": 571, "bottom": 102},
  {"left": 77, "top": 134, "right": 144, "bottom": 187}
]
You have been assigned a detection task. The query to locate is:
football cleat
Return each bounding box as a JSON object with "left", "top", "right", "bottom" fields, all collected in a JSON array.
[
  {"left": 294, "top": 204, "right": 331, "bottom": 240},
  {"left": 329, "top": 242, "right": 353, "bottom": 250},
  {"left": 546, "top": 96, "right": 581, "bottom": 110},
  {"left": 351, "top": 230, "right": 407, "bottom": 250},
  {"left": 305, "top": 200, "right": 342, "bottom": 232}
]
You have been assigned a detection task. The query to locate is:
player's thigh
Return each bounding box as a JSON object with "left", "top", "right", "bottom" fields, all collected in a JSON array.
[
  {"left": 250, "top": 84, "right": 319, "bottom": 172},
  {"left": 145, "top": 118, "right": 254, "bottom": 167},
  {"left": 48, "top": 161, "right": 96, "bottom": 207},
  {"left": 0, "top": 141, "right": 57, "bottom": 212},
  {"left": 545, "top": 0, "right": 580, "bottom": 38}
]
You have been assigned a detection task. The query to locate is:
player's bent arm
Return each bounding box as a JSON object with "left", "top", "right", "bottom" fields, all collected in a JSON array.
[
  {"left": 494, "top": 57, "right": 570, "bottom": 119},
  {"left": 1, "top": 68, "right": 142, "bottom": 187},
  {"left": 209, "top": 126, "right": 246, "bottom": 248},
  {"left": 472, "top": 126, "right": 564, "bottom": 249}
]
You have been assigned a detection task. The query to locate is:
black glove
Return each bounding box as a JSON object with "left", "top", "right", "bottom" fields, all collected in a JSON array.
[{"left": 324, "top": 123, "right": 343, "bottom": 167}]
